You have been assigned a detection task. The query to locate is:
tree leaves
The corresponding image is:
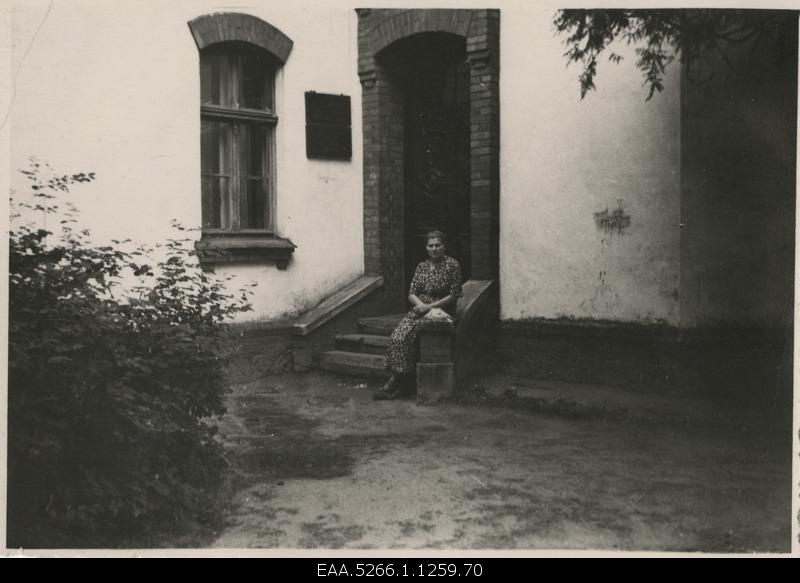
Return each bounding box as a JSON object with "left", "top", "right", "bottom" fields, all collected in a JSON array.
[{"left": 554, "top": 9, "right": 786, "bottom": 100}]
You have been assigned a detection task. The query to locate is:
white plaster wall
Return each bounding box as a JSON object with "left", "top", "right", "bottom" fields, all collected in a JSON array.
[
  {"left": 9, "top": 0, "right": 364, "bottom": 321},
  {"left": 499, "top": 6, "right": 682, "bottom": 325}
]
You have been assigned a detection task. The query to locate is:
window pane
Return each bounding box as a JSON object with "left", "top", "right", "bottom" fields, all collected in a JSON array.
[
  {"left": 202, "top": 176, "right": 232, "bottom": 229},
  {"left": 241, "top": 124, "right": 267, "bottom": 177},
  {"left": 201, "top": 120, "right": 233, "bottom": 175},
  {"left": 201, "top": 52, "right": 233, "bottom": 107},
  {"left": 244, "top": 179, "right": 267, "bottom": 229},
  {"left": 241, "top": 51, "right": 273, "bottom": 110},
  {"left": 239, "top": 123, "right": 269, "bottom": 229},
  {"left": 201, "top": 120, "right": 233, "bottom": 228}
]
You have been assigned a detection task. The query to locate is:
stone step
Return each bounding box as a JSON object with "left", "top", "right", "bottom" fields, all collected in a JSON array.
[
  {"left": 335, "top": 333, "right": 389, "bottom": 355},
  {"left": 318, "top": 351, "right": 391, "bottom": 377},
  {"left": 356, "top": 314, "right": 404, "bottom": 336}
]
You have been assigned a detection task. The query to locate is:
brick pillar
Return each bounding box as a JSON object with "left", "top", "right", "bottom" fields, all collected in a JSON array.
[
  {"left": 466, "top": 10, "right": 500, "bottom": 280},
  {"left": 359, "top": 65, "right": 405, "bottom": 306},
  {"left": 360, "top": 67, "right": 381, "bottom": 277},
  {"left": 359, "top": 10, "right": 408, "bottom": 307}
]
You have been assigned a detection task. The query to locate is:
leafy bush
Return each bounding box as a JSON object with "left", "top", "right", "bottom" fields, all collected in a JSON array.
[{"left": 8, "top": 161, "right": 252, "bottom": 547}]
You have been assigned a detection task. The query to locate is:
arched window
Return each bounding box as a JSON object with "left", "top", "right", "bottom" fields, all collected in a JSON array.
[
  {"left": 200, "top": 42, "right": 276, "bottom": 231},
  {"left": 189, "top": 13, "right": 295, "bottom": 269}
]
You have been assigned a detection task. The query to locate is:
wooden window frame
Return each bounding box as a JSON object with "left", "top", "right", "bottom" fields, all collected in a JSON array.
[{"left": 195, "top": 40, "right": 295, "bottom": 270}]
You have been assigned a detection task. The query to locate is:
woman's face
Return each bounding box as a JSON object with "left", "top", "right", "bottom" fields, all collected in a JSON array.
[{"left": 426, "top": 237, "right": 445, "bottom": 260}]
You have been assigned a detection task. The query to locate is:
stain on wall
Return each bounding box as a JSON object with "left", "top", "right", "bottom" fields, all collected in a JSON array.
[{"left": 594, "top": 202, "right": 632, "bottom": 235}]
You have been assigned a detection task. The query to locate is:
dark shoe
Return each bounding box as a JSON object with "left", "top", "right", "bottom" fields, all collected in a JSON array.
[{"left": 373, "top": 375, "right": 401, "bottom": 400}]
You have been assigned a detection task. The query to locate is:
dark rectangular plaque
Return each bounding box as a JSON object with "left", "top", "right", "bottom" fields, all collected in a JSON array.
[{"left": 305, "top": 92, "right": 352, "bottom": 160}]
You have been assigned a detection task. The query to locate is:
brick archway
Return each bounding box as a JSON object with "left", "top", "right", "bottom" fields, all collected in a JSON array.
[
  {"left": 365, "top": 9, "right": 473, "bottom": 55},
  {"left": 358, "top": 9, "right": 500, "bottom": 305},
  {"left": 188, "top": 13, "right": 293, "bottom": 63}
]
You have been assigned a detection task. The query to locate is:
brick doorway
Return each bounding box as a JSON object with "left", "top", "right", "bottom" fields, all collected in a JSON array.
[
  {"left": 358, "top": 9, "right": 500, "bottom": 307},
  {"left": 382, "top": 33, "right": 471, "bottom": 289}
]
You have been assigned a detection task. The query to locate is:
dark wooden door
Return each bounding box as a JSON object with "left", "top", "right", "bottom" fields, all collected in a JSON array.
[{"left": 402, "top": 36, "right": 471, "bottom": 290}]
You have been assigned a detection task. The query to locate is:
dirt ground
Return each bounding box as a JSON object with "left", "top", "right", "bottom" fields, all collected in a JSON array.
[{"left": 209, "top": 371, "right": 793, "bottom": 553}]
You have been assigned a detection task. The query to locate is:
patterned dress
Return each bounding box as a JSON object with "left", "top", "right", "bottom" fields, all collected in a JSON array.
[{"left": 385, "top": 255, "right": 463, "bottom": 374}]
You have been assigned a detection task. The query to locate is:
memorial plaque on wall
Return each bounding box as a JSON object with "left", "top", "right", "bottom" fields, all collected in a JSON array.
[{"left": 305, "top": 92, "right": 352, "bottom": 160}]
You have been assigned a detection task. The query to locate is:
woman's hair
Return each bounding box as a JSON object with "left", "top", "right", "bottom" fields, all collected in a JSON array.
[{"left": 425, "top": 230, "right": 447, "bottom": 246}]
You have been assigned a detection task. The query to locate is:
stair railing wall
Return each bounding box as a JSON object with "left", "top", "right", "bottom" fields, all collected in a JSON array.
[{"left": 415, "top": 279, "right": 497, "bottom": 403}]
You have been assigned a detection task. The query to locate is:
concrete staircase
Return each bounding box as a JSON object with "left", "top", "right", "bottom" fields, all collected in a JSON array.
[{"left": 317, "top": 314, "right": 403, "bottom": 378}]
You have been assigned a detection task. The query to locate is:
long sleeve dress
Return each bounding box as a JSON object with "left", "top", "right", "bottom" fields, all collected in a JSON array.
[{"left": 384, "top": 255, "right": 463, "bottom": 374}]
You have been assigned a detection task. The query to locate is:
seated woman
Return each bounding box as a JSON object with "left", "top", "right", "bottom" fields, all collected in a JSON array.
[{"left": 374, "top": 230, "right": 463, "bottom": 400}]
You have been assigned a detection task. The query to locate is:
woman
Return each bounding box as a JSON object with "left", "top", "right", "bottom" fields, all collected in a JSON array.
[{"left": 374, "top": 230, "right": 463, "bottom": 400}]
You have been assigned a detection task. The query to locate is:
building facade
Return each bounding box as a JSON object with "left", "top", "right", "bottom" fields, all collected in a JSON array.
[{"left": 8, "top": 2, "right": 797, "bottom": 396}]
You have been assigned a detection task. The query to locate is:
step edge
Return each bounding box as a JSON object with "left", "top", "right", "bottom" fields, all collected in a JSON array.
[{"left": 292, "top": 275, "right": 384, "bottom": 336}]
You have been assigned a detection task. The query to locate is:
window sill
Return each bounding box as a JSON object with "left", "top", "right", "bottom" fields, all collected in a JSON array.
[{"left": 195, "top": 234, "right": 296, "bottom": 271}]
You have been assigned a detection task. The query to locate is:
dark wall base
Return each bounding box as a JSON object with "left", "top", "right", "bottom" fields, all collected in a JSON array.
[
  {"left": 223, "top": 291, "right": 398, "bottom": 383},
  {"left": 223, "top": 313, "right": 793, "bottom": 410},
  {"left": 224, "top": 321, "right": 294, "bottom": 384},
  {"left": 496, "top": 319, "right": 793, "bottom": 403}
]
